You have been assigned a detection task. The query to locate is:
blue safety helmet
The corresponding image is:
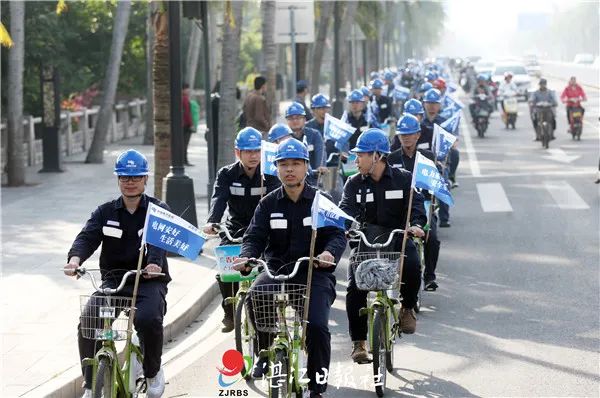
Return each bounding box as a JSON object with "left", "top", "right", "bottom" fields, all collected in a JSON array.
[
  {"left": 371, "top": 78, "right": 384, "bottom": 90},
  {"left": 267, "top": 124, "right": 293, "bottom": 143},
  {"left": 360, "top": 86, "right": 371, "bottom": 97},
  {"left": 273, "top": 138, "right": 310, "bottom": 163},
  {"left": 477, "top": 73, "right": 487, "bottom": 81},
  {"left": 114, "top": 149, "right": 149, "bottom": 176},
  {"left": 285, "top": 102, "right": 306, "bottom": 118},
  {"left": 351, "top": 128, "right": 390, "bottom": 154},
  {"left": 384, "top": 71, "right": 394, "bottom": 81},
  {"left": 419, "top": 82, "right": 433, "bottom": 93},
  {"left": 310, "top": 93, "right": 331, "bottom": 109},
  {"left": 235, "top": 127, "right": 262, "bottom": 150},
  {"left": 403, "top": 98, "right": 425, "bottom": 116},
  {"left": 296, "top": 79, "right": 308, "bottom": 91},
  {"left": 425, "top": 71, "right": 437, "bottom": 81},
  {"left": 423, "top": 88, "right": 442, "bottom": 104},
  {"left": 396, "top": 114, "right": 421, "bottom": 135},
  {"left": 348, "top": 89, "right": 365, "bottom": 103}
]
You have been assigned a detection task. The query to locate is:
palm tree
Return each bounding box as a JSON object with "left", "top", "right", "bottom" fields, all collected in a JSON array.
[
  {"left": 85, "top": 0, "right": 132, "bottom": 163},
  {"left": 6, "top": 1, "right": 25, "bottom": 186},
  {"left": 261, "top": 0, "right": 277, "bottom": 121},
  {"left": 216, "top": 0, "right": 243, "bottom": 170},
  {"left": 151, "top": 2, "right": 170, "bottom": 198}
]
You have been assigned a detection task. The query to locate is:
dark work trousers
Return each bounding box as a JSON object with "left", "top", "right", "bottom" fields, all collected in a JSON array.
[
  {"left": 183, "top": 126, "right": 193, "bottom": 164},
  {"left": 424, "top": 215, "right": 440, "bottom": 282},
  {"left": 346, "top": 234, "right": 420, "bottom": 342},
  {"left": 247, "top": 270, "right": 336, "bottom": 394},
  {"left": 448, "top": 147, "right": 460, "bottom": 182},
  {"left": 216, "top": 274, "right": 240, "bottom": 320},
  {"left": 78, "top": 280, "right": 167, "bottom": 388}
]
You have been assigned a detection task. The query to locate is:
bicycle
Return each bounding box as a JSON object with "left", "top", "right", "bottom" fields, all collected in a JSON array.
[
  {"left": 347, "top": 228, "right": 405, "bottom": 398},
  {"left": 535, "top": 101, "right": 554, "bottom": 149},
  {"left": 67, "top": 267, "right": 163, "bottom": 398},
  {"left": 211, "top": 223, "right": 259, "bottom": 379},
  {"left": 412, "top": 236, "right": 425, "bottom": 314},
  {"left": 243, "top": 256, "right": 326, "bottom": 398}
]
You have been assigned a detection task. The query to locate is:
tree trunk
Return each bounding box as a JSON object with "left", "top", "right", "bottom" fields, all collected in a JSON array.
[
  {"left": 216, "top": 1, "right": 243, "bottom": 170},
  {"left": 310, "top": 0, "right": 332, "bottom": 95},
  {"left": 85, "top": 0, "right": 132, "bottom": 163},
  {"left": 337, "top": 1, "right": 358, "bottom": 92},
  {"left": 7, "top": 1, "right": 25, "bottom": 186},
  {"left": 261, "top": 0, "right": 277, "bottom": 121},
  {"left": 185, "top": 20, "right": 201, "bottom": 89},
  {"left": 144, "top": 2, "right": 155, "bottom": 145},
  {"left": 208, "top": 2, "right": 222, "bottom": 86},
  {"left": 296, "top": 43, "right": 308, "bottom": 81},
  {"left": 152, "top": 7, "right": 170, "bottom": 199}
]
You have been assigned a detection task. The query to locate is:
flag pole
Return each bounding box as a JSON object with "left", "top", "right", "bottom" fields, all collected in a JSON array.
[
  {"left": 301, "top": 228, "right": 318, "bottom": 352},
  {"left": 125, "top": 242, "right": 146, "bottom": 364}
]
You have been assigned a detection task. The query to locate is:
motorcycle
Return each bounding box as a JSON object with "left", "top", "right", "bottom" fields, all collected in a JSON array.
[
  {"left": 566, "top": 97, "right": 584, "bottom": 141},
  {"left": 534, "top": 101, "right": 555, "bottom": 149},
  {"left": 502, "top": 92, "right": 519, "bottom": 129},
  {"left": 473, "top": 94, "right": 491, "bottom": 138}
]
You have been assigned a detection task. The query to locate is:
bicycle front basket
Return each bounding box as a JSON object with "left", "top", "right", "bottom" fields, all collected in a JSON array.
[
  {"left": 249, "top": 283, "right": 307, "bottom": 333},
  {"left": 350, "top": 252, "right": 402, "bottom": 291},
  {"left": 79, "top": 295, "right": 133, "bottom": 341}
]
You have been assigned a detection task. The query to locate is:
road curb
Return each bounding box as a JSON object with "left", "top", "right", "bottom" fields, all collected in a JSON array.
[{"left": 23, "top": 255, "right": 220, "bottom": 398}]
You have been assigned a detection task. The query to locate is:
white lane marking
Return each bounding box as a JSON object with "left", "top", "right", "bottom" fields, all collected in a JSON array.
[
  {"left": 542, "top": 148, "right": 581, "bottom": 164},
  {"left": 460, "top": 112, "right": 482, "bottom": 177},
  {"left": 543, "top": 180, "right": 590, "bottom": 210},
  {"left": 476, "top": 183, "right": 513, "bottom": 212}
]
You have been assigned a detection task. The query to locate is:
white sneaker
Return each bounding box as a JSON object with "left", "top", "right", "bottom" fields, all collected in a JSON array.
[
  {"left": 146, "top": 368, "right": 165, "bottom": 398},
  {"left": 81, "top": 389, "right": 92, "bottom": 398}
]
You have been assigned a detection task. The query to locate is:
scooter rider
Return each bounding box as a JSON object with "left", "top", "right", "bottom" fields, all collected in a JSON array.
[
  {"left": 234, "top": 138, "right": 346, "bottom": 397},
  {"left": 560, "top": 76, "right": 587, "bottom": 133},
  {"left": 469, "top": 74, "right": 493, "bottom": 120},
  {"left": 529, "top": 78, "right": 558, "bottom": 141},
  {"left": 498, "top": 72, "right": 518, "bottom": 119},
  {"left": 338, "top": 128, "right": 427, "bottom": 363},
  {"left": 388, "top": 114, "right": 441, "bottom": 290},
  {"left": 203, "top": 128, "right": 280, "bottom": 332}
]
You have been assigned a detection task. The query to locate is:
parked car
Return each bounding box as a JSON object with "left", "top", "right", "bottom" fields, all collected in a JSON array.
[
  {"left": 491, "top": 63, "right": 531, "bottom": 101},
  {"left": 573, "top": 53, "right": 594, "bottom": 65}
]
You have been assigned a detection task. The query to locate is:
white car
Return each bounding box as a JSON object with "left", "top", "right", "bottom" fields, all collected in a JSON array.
[
  {"left": 474, "top": 60, "right": 495, "bottom": 76},
  {"left": 492, "top": 63, "right": 531, "bottom": 100},
  {"left": 573, "top": 53, "right": 594, "bottom": 65}
]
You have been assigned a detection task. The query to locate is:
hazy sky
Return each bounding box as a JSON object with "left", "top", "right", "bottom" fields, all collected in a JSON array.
[{"left": 435, "top": 0, "right": 576, "bottom": 58}]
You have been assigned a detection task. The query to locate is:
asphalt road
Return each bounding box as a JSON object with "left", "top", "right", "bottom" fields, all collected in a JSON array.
[{"left": 159, "top": 82, "right": 599, "bottom": 398}]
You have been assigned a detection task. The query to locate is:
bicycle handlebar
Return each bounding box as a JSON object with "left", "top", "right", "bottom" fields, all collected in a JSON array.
[
  {"left": 242, "top": 256, "right": 335, "bottom": 281},
  {"left": 346, "top": 228, "right": 404, "bottom": 249},
  {"left": 63, "top": 267, "right": 165, "bottom": 295},
  {"left": 211, "top": 223, "right": 243, "bottom": 244}
]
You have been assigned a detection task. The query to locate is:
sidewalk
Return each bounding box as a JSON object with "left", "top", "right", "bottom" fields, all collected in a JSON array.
[{"left": 1, "top": 131, "right": 221, "bottom": 397}]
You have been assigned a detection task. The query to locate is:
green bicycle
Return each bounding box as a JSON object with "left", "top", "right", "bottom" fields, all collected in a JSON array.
[
  {"left": 347, "top": 228, "right": 405, "bottom": 398},
  {"left": 71, "top": 267, "right": 163, "bottom": 398},
  {"left": 211, "top": 223, "right": 259, "bottom": 379},
  {"left": 244, "top": 257, "right": 321, "bottom": 398}
]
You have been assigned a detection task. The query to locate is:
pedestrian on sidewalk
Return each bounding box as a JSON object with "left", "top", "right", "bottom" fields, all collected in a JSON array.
[
  {"left": 64, "top": 149, "right": 170, "bottom": 398},
  {"left": 183, "top": 83, "right": 194, "bottom": 166},
  {"left": 242, "top": 76, "right": 271, "bottom": 134}
]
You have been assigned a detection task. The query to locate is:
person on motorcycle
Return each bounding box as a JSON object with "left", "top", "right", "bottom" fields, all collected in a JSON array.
[
  {"left": 65, "top": 149, "right": 170, "bottom": 398},
  {"left": 203, "top": 128, "right": 281, "bottom": 332},
  {"left": 338, "top": 128, "right": 427, "bottom": 363},
  {"left": 469, "top": 74, "right": 493, "bottom": 121},
  {"left": 560, "top": 76, "right": 587, "bottom": 133},
  {"left": 498, "top": 72, "right": 519, "bottom": 127},
  {"left": 234, "top": 138, "right": 346, "bottom": 397},
  {"left": 529, "top": 78, "right": 558, "bottom": 141}
]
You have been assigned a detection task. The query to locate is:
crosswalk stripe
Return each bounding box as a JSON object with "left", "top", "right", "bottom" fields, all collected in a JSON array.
[
  {"left": 476, "top": 182, "right": 513, "bottom": 212},
  {"left": 543, "top": 180, "right": 590, "bottom": 210}
]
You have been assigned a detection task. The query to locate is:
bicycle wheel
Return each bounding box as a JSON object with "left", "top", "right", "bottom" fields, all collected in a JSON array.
[
  {"left": 542, "top": 123, "right": 549, "bottom": 149},
  {"left": 93, "top": 357, "right": 114, "bottom": 398},
  {"left": 372, "top": 309, "right": 387, "bottom": 398},
  {"left": 234, "top": 293, "right": 255, "bottom": 380},
  {"left": 385, "top": 306, "right": 396, "bottom": 373},
  {"left": 269, "top": 349, "right": 289, "bottom": 398}
]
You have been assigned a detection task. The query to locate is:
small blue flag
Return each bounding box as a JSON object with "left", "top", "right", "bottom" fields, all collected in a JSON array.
[
  {"left": 324, "top": 113, "right": 355, "bottom": 148},
  {"left": 261, "top": 140, "right": 278, "bottom": 176},
  {"left": 310, "top": 190, "right": 356, "bottom": 230},
  {"left": 411, "top": 152, "right": 454, "bottom": 206},
  {"left": 440, "top": 112, "right": 461, "bottom": 136},
  {"left": 442, "top": 95, "right": 464, "bottom": 114},
  {"left": 142, "top": 203, "right": 206, "bottom": 260},
  {"left": 393, "top": 86, "right": 410, "bottom": 102},
  {"left": 433, "top": 124, "right": 458, "bottom": 161}
]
